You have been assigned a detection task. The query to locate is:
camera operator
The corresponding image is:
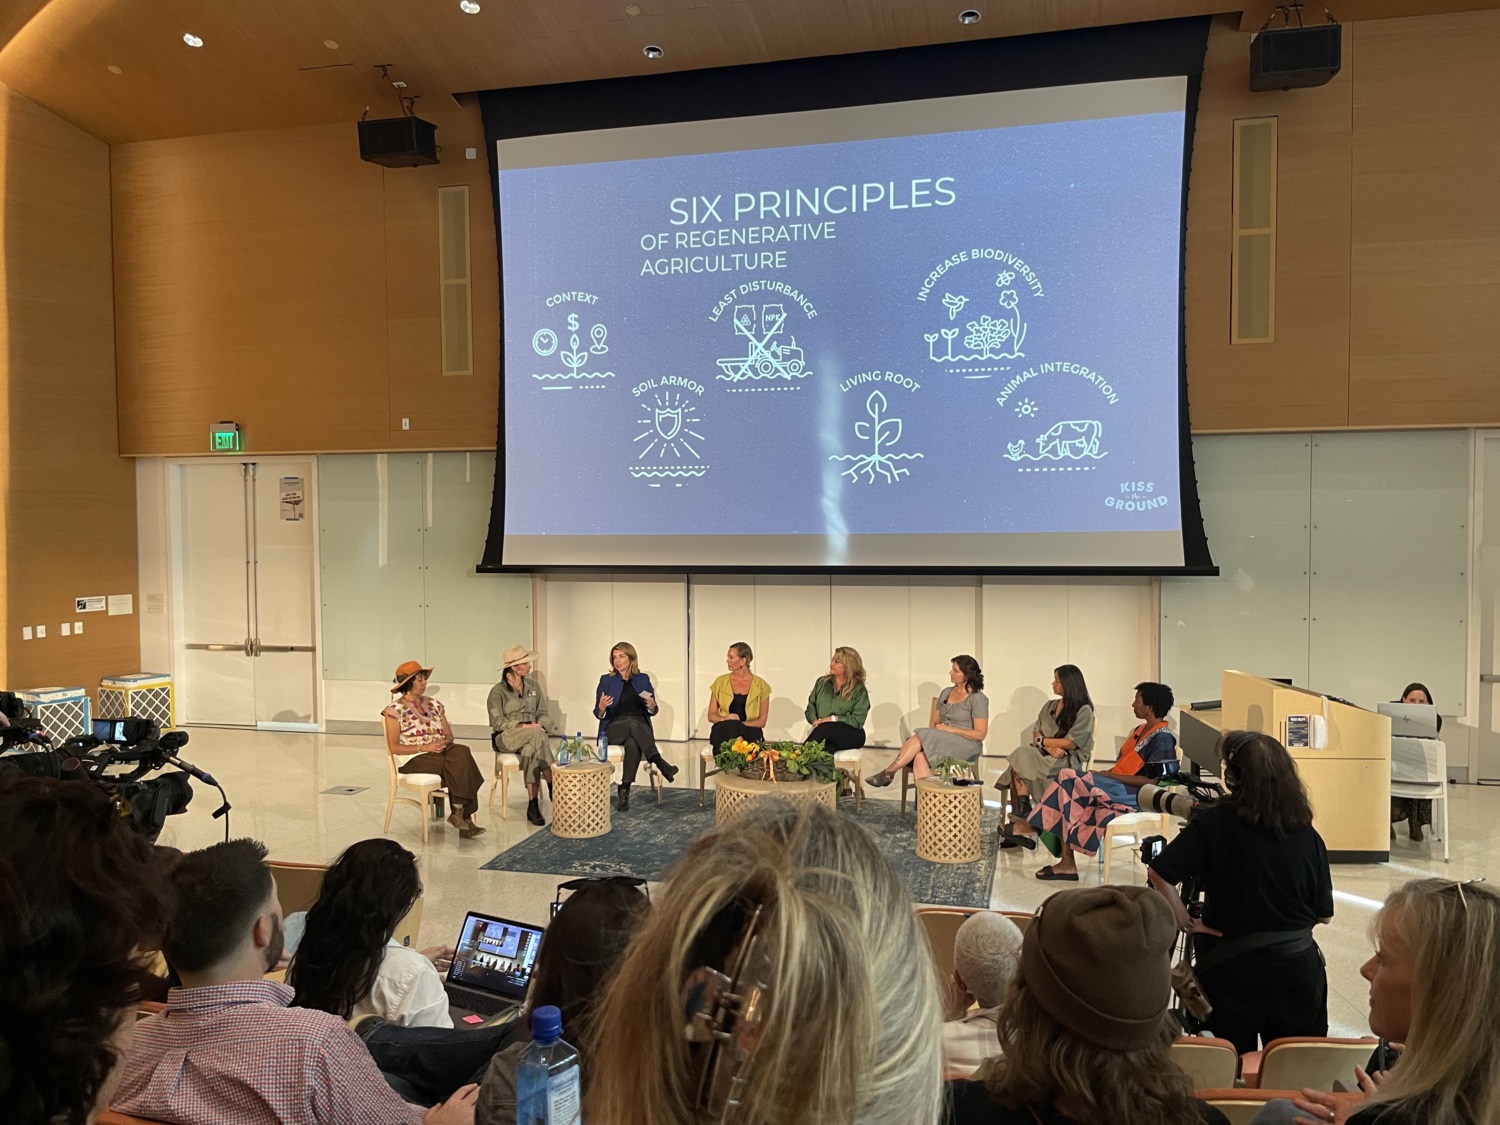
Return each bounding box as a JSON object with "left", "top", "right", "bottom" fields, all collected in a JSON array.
[{"left": 1146, "top": 731, "right": 1334, "bottom": 1055}]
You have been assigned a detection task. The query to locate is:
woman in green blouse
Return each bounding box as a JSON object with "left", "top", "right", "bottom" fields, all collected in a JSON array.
[{"left": 804, "top": 646, "right": 871, "bottom": 752}]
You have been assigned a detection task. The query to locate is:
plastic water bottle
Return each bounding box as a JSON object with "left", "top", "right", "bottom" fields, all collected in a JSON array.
[
  {"left": 557, "top": 740, "right": 570, "bottom": 767},
  {"left": 596, "top": 732, "right": 608, "bottom": 763},
  {"left": 516, "top": 1004, "right": 581, "bottom": 1125}
]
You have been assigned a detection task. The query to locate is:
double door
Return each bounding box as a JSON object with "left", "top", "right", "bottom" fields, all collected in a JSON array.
[{"left": 174, "top": 460, "right": 318, "bottom": 728}]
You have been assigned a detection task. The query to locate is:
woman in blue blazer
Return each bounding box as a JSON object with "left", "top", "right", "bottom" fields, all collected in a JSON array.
[{"left": 595, "top": 641, "right": 678, "bottom": 811}]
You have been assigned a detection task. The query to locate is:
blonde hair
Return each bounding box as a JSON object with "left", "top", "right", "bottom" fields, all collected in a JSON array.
[
  {"left": 1361, "top": 878, "right": 1500, "bottom": 1125},
  {"left": 585, "top": 803, "right": 942, "bottom": 1125},
  {"left": 608, "top": 641, "right": 640, "bottom": 677},
  {"left": 985, "top": 977, "right": 1201, "bottom": 1125},
  {"left": 825, "top": 646, "right": 866, "bottom": 702}
]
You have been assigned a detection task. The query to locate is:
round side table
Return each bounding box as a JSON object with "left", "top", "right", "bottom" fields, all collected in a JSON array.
[
  {"left": 915, "top": 778, "right": 982, "bottom": 863},
  {"left": 550, "top": 761, "right": 612, "bottom": 839},
  {"left": 714, "top": 774, "right": 837, "bottom": 827}
]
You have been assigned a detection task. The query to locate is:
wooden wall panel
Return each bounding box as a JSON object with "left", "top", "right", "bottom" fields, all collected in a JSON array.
[
  {"left": 1185, "top": 16, "right": 1353, "bottom": 432},
  {"left": 1348, "top": 11, "right": 1500, "bottom": 427},
  {"left": 113, "top": 104, "right": 498, "bottom": 455},
  {"left": 1, "top": 81, "right": 139, "bottom": 693}
]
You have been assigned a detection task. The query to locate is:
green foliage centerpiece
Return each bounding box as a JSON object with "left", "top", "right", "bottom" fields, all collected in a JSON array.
[
  {"left": 928, "top": 756, "right": 978, "bottom": 783},
  {"left": 715, "top": 737, "right": 836, "bottom": 785}
]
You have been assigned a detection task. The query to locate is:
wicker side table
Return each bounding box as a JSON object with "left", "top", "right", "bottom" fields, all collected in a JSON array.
[
  {"left": 714, "top": 774, "right": 837, "bottom": 827},
  {"left": 915, "top": 778, "right": 982, "bottom": 864},
  {"left": 550, "top": 762, "right": 612, "bottom": 839}
]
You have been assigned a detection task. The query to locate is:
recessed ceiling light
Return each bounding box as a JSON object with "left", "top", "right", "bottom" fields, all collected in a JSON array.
[
  {"left": 107, "top": 64, "right": 123, "bottom": 75},
  {"left": 183, "top": 32, "right": 204, "bottom": 47},
  {"left": 643, "top": 44, "right": 664, "bottom": 59},
  {"left": 459, "top": 0, "right": 481, "bottom": 12},
  {"left": 625, "top": 4, "right": 641, "bottom": 13},
  {"left": 958, "top": 9, "right": 982, "bottom": 24},
  {"left": 323, "top": 39, "right": 339, "bottom": 50}
]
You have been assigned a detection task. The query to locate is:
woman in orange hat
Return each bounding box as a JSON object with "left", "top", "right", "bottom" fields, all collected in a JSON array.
[{"left": 381, "top": 661, "right": 486, "bottom": 838}]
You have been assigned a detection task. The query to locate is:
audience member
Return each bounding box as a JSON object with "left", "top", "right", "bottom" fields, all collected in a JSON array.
[
  {"left": 945, "top": 886, "right": 1229, "bottom": 1125},
  {"left": 1253, "top": 877, "right": 1500, "bottom": 1125},
  {"left": 289, "top": 838, "right": 454, "bottom": 1026},
  {"left": 1389, "top": 682, "right": 1440, "bottom": 842},
  {"left": 587, "top": 802, "right": 943, "bottom": 1125},
  {"left": 111, "top": 837, "right": 477, "bottom": 1125},
  {"left": 941, "top": 912, "right": 1024, "bottom": 1080},
  {"left": 0, "top": 775, "right": 172, "bottom": 1125},
  {"left": 476, "top": 877, "right": 649, "bottom": 1124},
  {"left": 1148, "top": 731, "right": 1334, "bottom": 1054}
]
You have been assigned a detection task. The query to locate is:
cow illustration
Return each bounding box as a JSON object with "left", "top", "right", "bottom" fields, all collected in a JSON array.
[{"left": 1036, "top": 420, "right": 1103, "bottom": 459}]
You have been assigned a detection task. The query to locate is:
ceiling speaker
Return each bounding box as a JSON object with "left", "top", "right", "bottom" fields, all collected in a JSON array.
[
  {"left": 1249, "top": 24, "right": 1341, "bottom": 91},
  {"left": 358, "top": 116, "right": 439, "bottom": 167}
]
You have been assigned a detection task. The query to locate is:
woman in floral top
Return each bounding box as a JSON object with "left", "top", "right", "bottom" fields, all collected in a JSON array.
[{"left": 382, "top": 660, "right": 486, "bottom": 838}]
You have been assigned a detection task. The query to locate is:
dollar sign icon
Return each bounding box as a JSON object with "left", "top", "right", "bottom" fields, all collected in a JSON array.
[{"left": 567, "top": 313, "right": 579, "bottom": 332}]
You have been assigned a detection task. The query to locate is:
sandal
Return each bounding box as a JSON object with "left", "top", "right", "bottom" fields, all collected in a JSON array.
[
  {"left": 997, "top": 829, "right": 1036, "bottom": 851},
  {"left": 1036, "top": 865, "right": 1078, "bottom": 881}
]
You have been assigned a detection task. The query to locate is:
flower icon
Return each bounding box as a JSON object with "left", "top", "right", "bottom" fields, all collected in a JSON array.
[
  {"left": 997, "top": 289, "right": 1019, "bottom": 310},
  {"left": 1015, "top": 398, "right": 1038, "bottom": 419}
]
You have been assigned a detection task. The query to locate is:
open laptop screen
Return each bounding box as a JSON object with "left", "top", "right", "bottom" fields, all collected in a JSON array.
[{"left": 447, "top": 911, "right": 545, "bottom": 1001}]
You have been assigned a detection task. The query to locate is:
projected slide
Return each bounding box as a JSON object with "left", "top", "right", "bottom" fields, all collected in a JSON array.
[{"left": 498, "top": 78, "right": 1188, "bottom": 568}]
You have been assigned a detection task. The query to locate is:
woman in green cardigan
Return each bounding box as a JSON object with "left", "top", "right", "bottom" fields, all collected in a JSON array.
[{"left": 804, "top": 646, "right": 870, "bottom": 752}]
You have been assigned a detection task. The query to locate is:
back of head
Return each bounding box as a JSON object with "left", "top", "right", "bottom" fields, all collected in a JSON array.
[
  {"left": 0, "top": 775, "right": 172, "bottom": 1125},
  {"left": 952, "top": 912, "right": 1023, "bottom": 1011},
  {"left": 166, "top": 838, "right": 272, "bottom": 973},
  {"left": 1368, "top": 878, "right": 1500, "bottom": 1125},
  {"left": 988, "top": 885, "right": 1200, "bottom": 1125},
  {"left": 1219, "top": 730, "right": 1314, "bottom": 838},
  {"left": 586, "top": 802, "right": 942, "bottom": 1125},
  {"left": 289, "top": 838, "right": 420, "bottom": 1018},
  {"left": 527, "top": 880, "right": 649, "bottom": 1039}
]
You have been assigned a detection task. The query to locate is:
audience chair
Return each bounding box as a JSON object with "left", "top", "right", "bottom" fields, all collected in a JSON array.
[
  {"left": 1245, "top": 1036, "right": 1379, "bottom": 1092},
  {"left": 606, "top": 743, "right": 664, "bottom": 805},
  {"left": 488, "top": 747, "right": 523, "bottom": 817},
  {"left": 384, "top": 753, "right": 448, "bottom": 843},
  {"left": 266, "top": 859, "right": 327, "bottom": 916},
  {"left": 1099, "top": 810, "right": 1171, "bottom": 882},
  {"left": 1199, "top": 1088, "right": 1363, "bottom": 1125},
  {"left": 1391, "top": 735, "right": 1449, "bottom": 861},
  {"left": 98, "top": 1112, "right": 169, "bottom": 1125},
  {"left": 1170, "top": 1036, "right": 1240, "bottom": 1091}
]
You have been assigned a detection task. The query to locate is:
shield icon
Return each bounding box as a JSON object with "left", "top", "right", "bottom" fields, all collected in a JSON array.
[{"left": 655, "top": 407, "right": 683, "bottom": 440}]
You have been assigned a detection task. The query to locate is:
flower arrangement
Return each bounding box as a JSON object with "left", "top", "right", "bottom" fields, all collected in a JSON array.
[
  {"left": 928, "top": 756, "right": 978, "bottom": 783},
  {"left": 714, "top": 738, "right": 836, "bottom": 784}
]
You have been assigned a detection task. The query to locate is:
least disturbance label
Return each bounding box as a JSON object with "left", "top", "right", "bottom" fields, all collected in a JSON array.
[{"left": 548, "top": 1068, "right": 581, "bottom": 1125}]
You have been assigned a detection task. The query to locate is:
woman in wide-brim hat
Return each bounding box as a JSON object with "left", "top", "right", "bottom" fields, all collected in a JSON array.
[
  {"left": 381, "top": 661, "right": 486, "bottom": 838},
  {"left": 487, "top": 644, "right": 555, "bottom": 827}
]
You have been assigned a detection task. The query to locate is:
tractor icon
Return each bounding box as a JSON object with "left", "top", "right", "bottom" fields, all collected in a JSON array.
[{"left": 715, "top": 303, "right": 810, "bottom": 382}]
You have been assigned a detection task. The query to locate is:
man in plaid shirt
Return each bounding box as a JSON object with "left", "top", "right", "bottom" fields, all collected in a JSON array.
[{"left": 112, "top": 838, "right": 477, "bottom": 1125}]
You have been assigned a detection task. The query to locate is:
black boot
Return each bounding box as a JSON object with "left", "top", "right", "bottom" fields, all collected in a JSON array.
[
  {"left": 526, "top": 798, "right": 544, "bottom": 826},
  {"left": 617, "top": 784, "right": 630, "bottom": 811},
  {"left": 653, "top": 755, "right": 679, "bottom": 783}
]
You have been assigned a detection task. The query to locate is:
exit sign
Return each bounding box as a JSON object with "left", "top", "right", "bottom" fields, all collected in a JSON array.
[{"left": 210, "top": 422, "right": 242, "bottom": 452}]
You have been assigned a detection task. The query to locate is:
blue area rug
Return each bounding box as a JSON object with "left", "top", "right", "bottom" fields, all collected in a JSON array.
[{"left": 480, "top": 787, "right": 1001, "bottom": 909}]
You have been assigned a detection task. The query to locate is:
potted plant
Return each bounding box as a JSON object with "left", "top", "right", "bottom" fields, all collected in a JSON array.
[{"left": 928, "top": 756, "right": 978, "bottom": 783}]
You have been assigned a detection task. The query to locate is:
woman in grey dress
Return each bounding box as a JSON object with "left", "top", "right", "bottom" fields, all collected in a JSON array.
[
  {"left": 866, "top": 656, "right": 989, "bottom": 786},
  {"left": 998, "top": 664, "right": 1094, "bottom": 849}
]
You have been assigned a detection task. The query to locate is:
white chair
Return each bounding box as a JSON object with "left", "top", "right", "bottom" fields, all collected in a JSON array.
[
  {"left": 384, "top": 753, "right": 448, "bottom": 842},
  {"left": 488, "top": 750, "right": 522, "bottom": 817},
  {"left": 1391, "top": 736, "right": 1449, "bottom": 861},
  {"left": 833, "top": 747, "right": 864, "bottom": 809},
  {"left": 699, "top": 745, "right": 720, "bottom": 806},
  {"left": 1099, "top": 811, "right": 1171, "bottom": 882}
]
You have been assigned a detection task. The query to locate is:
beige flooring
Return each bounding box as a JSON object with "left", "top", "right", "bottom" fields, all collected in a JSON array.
[{"left": 154, "top": 728, "right": 1494, "bottom": 1039}]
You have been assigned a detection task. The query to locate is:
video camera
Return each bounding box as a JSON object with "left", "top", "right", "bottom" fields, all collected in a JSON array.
[{"left": 1136, "top": 776, "right": 1225, "bottom": 823}]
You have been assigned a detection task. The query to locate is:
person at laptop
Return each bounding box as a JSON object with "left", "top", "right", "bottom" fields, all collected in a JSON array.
[
  {"left": 1390, "top": 682, "right": 1439, "bottom": 843},
  {"left": 289, "top": 839, "right": 455, "bottom": 1027},
  {"left": 476, "top": 878, "right": 649, "bottom": 1124},
  {"left": 112, "top": 837, "right": 478, "bottom": 1125}
]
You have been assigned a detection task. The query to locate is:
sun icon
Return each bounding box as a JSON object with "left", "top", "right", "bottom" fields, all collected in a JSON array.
[
  {"left": 635, "top": 391, "right": 705, "bottom": 464},
  {"left": 1015, "top": 398, "right": 1039, "bottom": 419}
]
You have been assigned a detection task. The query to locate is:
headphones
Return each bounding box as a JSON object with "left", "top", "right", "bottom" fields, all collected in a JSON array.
[{"left": 1220, "top": 730, "right": 1260, "bottom": 789}]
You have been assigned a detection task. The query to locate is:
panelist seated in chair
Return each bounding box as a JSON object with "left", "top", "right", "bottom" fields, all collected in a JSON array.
[
  {"left": 384, "top": 661, "right": 486, "bottom": 839},
  {"left": 804, "top": 645, "right": 871, "bottom": 752},
  {"left": 1003, "top": 682, "right": 1179, "bottom": 882},
  {"left": 867, "top": 656, "right": 989, "bottom": 787},
  {"left": 487, "top": 644, "right": 555, "bottom": 827},
  {"left": 706, "top": 641, "right": 772, "bottom": 748},
  {"left": 996, "top": 664, "right": 1095, "bottom": 843}
]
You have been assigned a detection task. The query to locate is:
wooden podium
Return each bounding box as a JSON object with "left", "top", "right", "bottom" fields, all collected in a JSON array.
[{"left": 1218, "top": 671, "right": 1390, "bottom": 862}]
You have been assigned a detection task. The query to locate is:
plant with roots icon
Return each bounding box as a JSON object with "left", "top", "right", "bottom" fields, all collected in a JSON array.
[{"left": 829, "top": 390, "right": 924, "bottom": 483}]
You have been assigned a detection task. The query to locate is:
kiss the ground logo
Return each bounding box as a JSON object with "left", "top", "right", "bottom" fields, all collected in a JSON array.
[
  {"left": 708, "top": 279, "right": 818, "bottom": 392},
  {"left": 829, "top": 371, "right": 924, "bottom": 484},
  {"left": 630, "top": 378, "right": 708, "bottom": 485},
  {"left": 530, "top": 291, "right": 612, "bottom": 387},
  {"left": 916, "top": 249, "right": 1044, "bottom": 381}
]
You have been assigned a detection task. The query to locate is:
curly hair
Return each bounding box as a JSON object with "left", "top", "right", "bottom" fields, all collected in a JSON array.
[
  {"left": 288, "top": 839, "right": 421, "bottom": 1019},
  {"left": 0, "top": 774, "right": 173, "bottom": 1125}
]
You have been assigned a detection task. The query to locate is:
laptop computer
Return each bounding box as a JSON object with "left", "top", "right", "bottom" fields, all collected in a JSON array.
[
  {"left": 444, "top": 910, "right": 546, "bottom": 1023},
  {"left": 1378, "top": 702, "right": 1441, "bottom": 741}
]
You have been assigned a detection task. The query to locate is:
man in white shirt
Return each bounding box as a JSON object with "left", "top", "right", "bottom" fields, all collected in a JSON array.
[{"left": 941, "top": 912, "right": 1025, "bottom": 1080}]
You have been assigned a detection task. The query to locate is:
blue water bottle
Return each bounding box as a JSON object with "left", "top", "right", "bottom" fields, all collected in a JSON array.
[
  {"left": 516, "top": 1004, "right": 581, "bottom": 1125},
  {"left": 597, "top": 732, "right": 609, "bottom": 763}
]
